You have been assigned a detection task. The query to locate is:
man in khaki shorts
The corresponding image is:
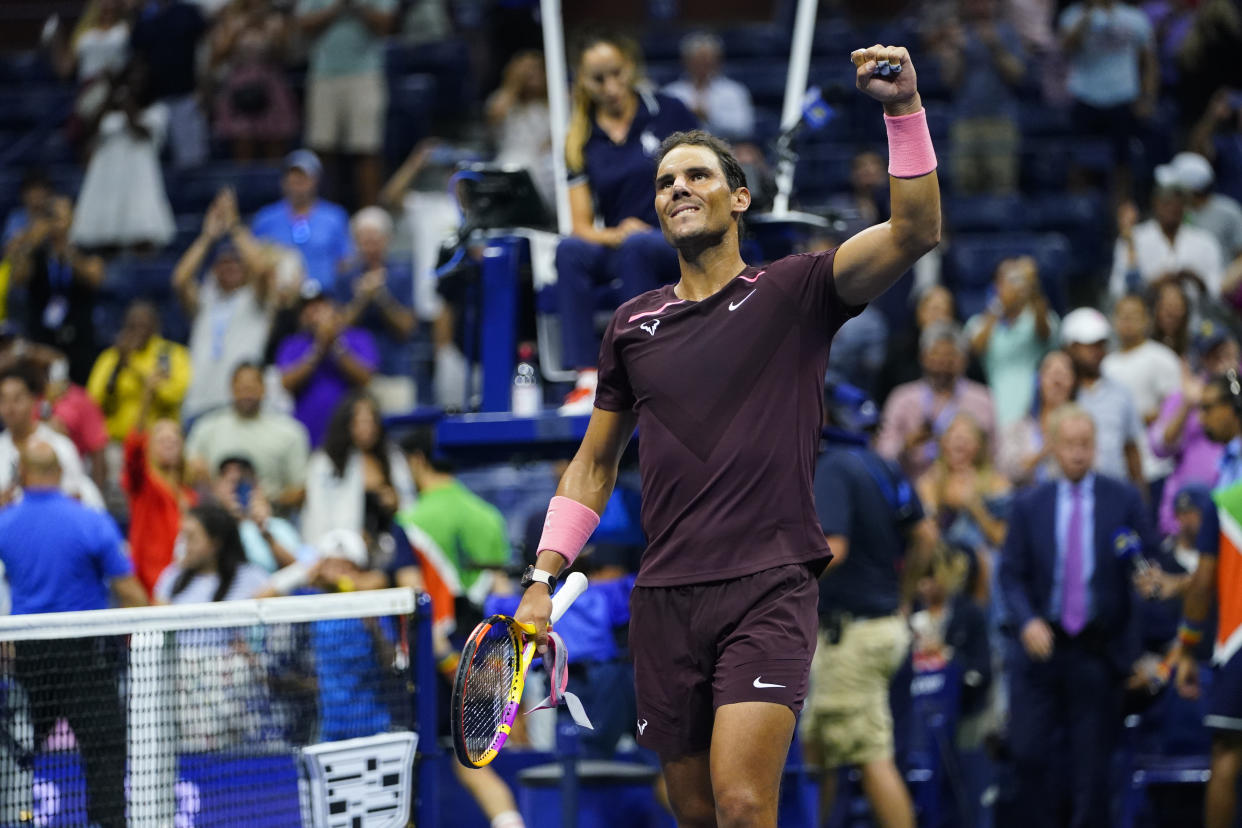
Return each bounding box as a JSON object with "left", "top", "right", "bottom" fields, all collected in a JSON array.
[
  {"left": 296, "top": 0, "right": 396, "bottom": 207},
  {"left": 803, "top": 380, "right": 936, "bottom": 828}
]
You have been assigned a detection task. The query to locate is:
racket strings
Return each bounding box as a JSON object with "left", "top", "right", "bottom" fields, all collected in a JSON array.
[{"left": 460, "top": 625, "right": 519, "bottom": 762}]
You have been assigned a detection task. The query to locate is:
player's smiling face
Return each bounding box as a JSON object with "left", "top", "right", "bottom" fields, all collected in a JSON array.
[{"left": 654, "top": 145, "right": 748, "bottom": 245}]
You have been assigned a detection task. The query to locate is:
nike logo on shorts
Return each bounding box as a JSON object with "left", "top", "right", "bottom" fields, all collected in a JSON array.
[
  {"left": 753, "top": 676, "right": 785, "bottom": 689},
  {"left": 729, "top": 289, "right": 757, "bottom": 311}
]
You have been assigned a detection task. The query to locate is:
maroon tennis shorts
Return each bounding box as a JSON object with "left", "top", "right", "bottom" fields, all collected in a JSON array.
[{"left": 629, "top": 562, "right": 819, "bottom": 760}]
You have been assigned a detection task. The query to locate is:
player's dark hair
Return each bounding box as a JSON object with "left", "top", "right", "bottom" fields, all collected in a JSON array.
[
  {"left": 400, "top": 426, "right": 455, "bottom": 474},
  {"left": 656, "top": 130, "right": 749, "bottom": 240},
  {"left": 173, "top": 503, "right": 247, "bottom": 603}
]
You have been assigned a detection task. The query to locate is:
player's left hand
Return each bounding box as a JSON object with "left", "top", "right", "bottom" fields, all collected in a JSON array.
[{"left": 852, "top": 45, "right": 920, "bottom": 113}]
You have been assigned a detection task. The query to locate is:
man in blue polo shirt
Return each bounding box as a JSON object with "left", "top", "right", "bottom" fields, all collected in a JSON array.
[
  {"left": 0, "top": 440, "right": 146, "bottom": 828},
  {"left": 252, "top": 150, "right": 354, "bottom": 292}
]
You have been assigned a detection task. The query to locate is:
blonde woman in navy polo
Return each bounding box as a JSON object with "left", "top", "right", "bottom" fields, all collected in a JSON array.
[{"left": 556, "top": 30, "right": 698, "bottom": 414}]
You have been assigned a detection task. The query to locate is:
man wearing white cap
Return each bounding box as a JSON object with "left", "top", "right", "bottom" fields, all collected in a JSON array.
[
  {"left": 1061, "top": 307, "right": 1146, "bottom": 488},
  {"left": 1110, "top": 177, "right": 1223, "bottom": 300},
  {"left": 1166, "top": 151, "right": 1242, "bottom": 262}
]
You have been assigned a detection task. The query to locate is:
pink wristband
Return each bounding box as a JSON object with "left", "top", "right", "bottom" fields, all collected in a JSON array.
[
  {"left": 536, "top": 496, "right": 600, "bottom": 566},
  {"left": 884, "top": 108, "right": 937, "bottom": 179}
]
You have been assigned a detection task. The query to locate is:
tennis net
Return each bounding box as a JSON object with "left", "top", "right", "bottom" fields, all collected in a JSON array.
[{"left": 0, "top": 588, "right": 426, "bottom": 827}]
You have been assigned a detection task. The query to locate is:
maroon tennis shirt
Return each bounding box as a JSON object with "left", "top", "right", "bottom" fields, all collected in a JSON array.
[{"left": 595, "top": 249, "right": 863, "bottom": 587}]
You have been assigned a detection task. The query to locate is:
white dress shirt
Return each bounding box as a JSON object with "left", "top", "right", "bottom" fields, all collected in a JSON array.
[{"left": 1110, "top": 219, "right": 1224, "bottom": 299}]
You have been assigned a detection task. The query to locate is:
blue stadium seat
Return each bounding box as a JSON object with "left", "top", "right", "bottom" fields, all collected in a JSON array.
[
  {"left": 47, "top": 166, "right": 84, "bottom": 200},
  {"left": 0, "top": 87, "right": 73, "bottom": 129},
  {"left": 811, "top": 17, "right": 918, "bottom": 62},
  {"left": 751, "top": 106, "right": 783, "bottom": 142},
  {"left": 944, "top": 195, "right": 1030, "bottom": 234},
  {"left": 720, "top": 24, "right": 790, "bottom": 59},
  {"left": 794, "top": 144, "right": 857, "bottom": 202},
  {"left": 1021, "top": 137, "right": 1115, "bottom": 192},
  {"left": 385, "top": 74, "right": 437, "bottom": 167},
  {"left": 166, "top": 164, "right": 282, "bottom": 216},
  {"left": 644, "top": 61, "right": 680, "bottom": 89},
  {"left": 945, "top": 232, "right": 1071, "bottom": 317},
  {"left": 1017, "top": 102, "right": 1074, "bottom": 137},
  {"left": 0, "top": 170, "right": 22, "bottom": 216},
  {"left": 19, "top": 129, "right": 75, "bottom": 166},
  {"left": 173, "top": 214, "right": 204, "bottom": 253},
  {"left": 384, "top": 39, "right": 471, "bottom": 119},
  {"left": 812, "top": 19, "right": 856, "bottom": 59},
  {"left": 641, "top": 28, "right": 687, "bottom": 62},
  {"left": 731, "top": 61, "right": 791, "bottom": 109},
  {"left": 0, "top": 52, "right": 57, "bottom": 84},
  {"left": 107, "top": 256, "right": 179, "bottom": 301},
  {"left": 1028, "top": 191, "right": 1109, "bottom": 279}
]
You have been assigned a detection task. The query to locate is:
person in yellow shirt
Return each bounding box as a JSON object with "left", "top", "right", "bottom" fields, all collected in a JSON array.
[{"left": 87, "top": 300, "right": 191, "bottom": 441}]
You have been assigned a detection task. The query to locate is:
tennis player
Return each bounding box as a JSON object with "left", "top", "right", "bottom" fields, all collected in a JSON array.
[{"left": 515, "top": 44, "right": 939, "bottom": 827}]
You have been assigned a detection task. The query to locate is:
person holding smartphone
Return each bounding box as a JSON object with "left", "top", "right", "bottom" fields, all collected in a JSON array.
[
  {"left": 966, "top": 255, "right": 1059, "bottom": 427},
  {"left": 86, "top": 300, "right": 192, "bottom": 443},
  {"left": 212, "top": 454, "right": 305, "bottom": 573}
]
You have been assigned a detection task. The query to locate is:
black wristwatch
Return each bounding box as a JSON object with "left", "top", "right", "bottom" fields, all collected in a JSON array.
[{"left": 520, "top": 565, "right": 557, "bottom": 593}]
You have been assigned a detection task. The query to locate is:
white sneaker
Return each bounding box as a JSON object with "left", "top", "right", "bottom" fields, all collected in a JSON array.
[{"left": 557, "top": 370, "right": 597, "bottom": 416}]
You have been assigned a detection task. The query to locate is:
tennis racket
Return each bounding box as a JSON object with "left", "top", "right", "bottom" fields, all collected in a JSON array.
[{"left": 451, "top": 571, "right": 588, "bottom": 768}]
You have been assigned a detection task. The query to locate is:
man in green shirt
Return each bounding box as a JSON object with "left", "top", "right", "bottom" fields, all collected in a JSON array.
[
  {"left": 395, "top": 427, "right": 512, "bottom": 605},
  {"left": 394, "top": 427, "right": 526, "bottom": 828}
]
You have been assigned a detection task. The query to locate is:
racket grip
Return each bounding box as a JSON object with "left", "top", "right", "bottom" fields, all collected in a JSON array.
[{"left": 550, "top": 572, "right": 588, "bottom": 623}]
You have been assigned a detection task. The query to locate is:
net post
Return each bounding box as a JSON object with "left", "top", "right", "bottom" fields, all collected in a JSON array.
[
  {"left": 128, "top": 630, "right": 177, "bottom": 825},
  {"left": 772, "top": 0, "right": 820, "bottom": 216},
  {"left": 414, "top": 591, "right": 440, "bottom": 828},
  {"left": 540, "top": 0, "right": 572, "bottom": 236}
]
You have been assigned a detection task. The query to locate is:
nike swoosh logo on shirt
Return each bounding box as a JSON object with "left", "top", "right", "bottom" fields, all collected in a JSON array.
[
  {"left": 753, "top": 676, "right": 786, "bottom": 689},
  {"left": 728, "top": 289, "right": 757, "bottom": 311}
]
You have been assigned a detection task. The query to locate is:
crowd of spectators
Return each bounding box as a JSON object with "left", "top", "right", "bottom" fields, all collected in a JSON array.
[{"left": 4, "top": 0, "right": 1242, "bottom": 824}]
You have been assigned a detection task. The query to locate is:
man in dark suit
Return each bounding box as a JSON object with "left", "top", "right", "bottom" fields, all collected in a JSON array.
[{"left": 999, "top": 403, "right": 1154, "bottom": 828}]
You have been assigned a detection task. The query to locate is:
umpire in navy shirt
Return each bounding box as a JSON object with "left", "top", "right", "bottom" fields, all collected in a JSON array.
[
  {"left": 0, "top": 440, "right": 146, "bottom": 828},
  {"left": 801, "top": 380, "right": 936, "bottom": 828}
]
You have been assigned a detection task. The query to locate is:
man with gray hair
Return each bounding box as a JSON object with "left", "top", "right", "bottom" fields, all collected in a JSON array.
[
  {"left": 663, "top": 32, "right": 755, "bottom": 141},
  {"left": 998, "top": 403, "right": 1154, "bottom": 827},
  {"left": 336, "top": 206, "right": 418, "bottom": 412},
  {"left": 877, "top": 319, "right": 995, "bottom": 480}
]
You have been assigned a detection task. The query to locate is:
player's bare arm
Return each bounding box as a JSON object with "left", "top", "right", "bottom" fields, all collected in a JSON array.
[
  {"left": 514, "top": 406, "right": 637, "bottom": 649},
  {"left": 833, "top": 45, "right": 941, "bottom": 307}
]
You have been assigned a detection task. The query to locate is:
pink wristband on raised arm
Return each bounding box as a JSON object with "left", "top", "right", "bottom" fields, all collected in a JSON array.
[
  {"left": 536, "top": 496, "right": 600, "bottom": 567},
  {"left": 884, "top": 108, "right": 937, "bottom": 179}
]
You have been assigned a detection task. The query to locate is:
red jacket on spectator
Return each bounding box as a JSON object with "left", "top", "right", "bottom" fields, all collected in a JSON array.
[{"left": 123, "top": 430, "right": 197, "bottom": 596}]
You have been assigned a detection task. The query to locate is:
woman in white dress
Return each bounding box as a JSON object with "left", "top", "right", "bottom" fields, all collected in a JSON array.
[
  {"left": 47, "top": 0, "right": 131, "bottom": 152},
  {"left": 70, "top": 62, "right": 174, "bottom": 251},
  {"left": 301, "top": 392, "right": 416, "bottom": 546}
]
